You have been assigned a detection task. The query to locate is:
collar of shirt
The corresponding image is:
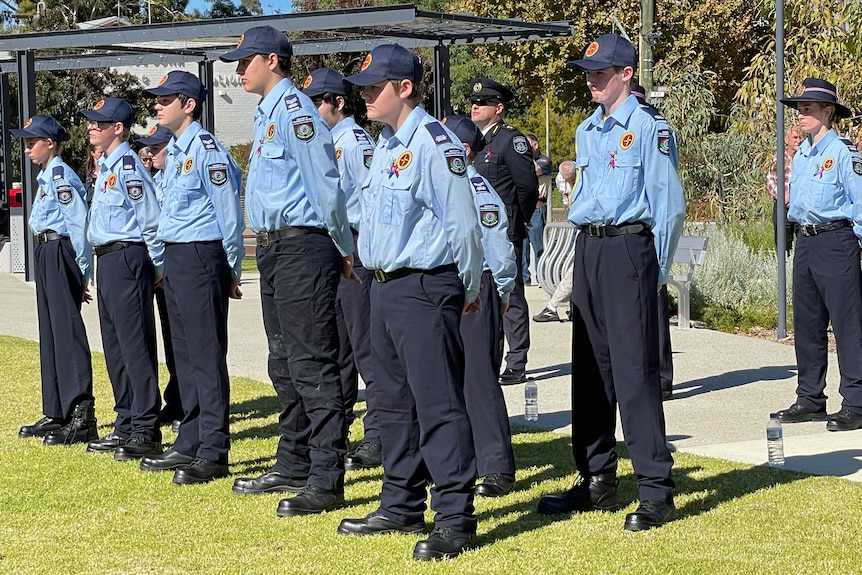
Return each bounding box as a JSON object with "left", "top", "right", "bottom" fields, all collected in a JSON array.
[
  {"left": 172, "top": 121, "right": 201, "bottom": 155},
  {"left": 256, "top": 77, "right": 295, "bottom": 118},
  {"left": 102, "top": 141, "right": 133, "bottom": 172},
  {"left": 588, "top": 93, "right": 639, "bottom": 132},
  {"left": 800, "top": 129, "right": 837, "bottom": 158},
  {"left": 380, "top": 105, "right": 425, "bottom": 151},
  {"left": 480, "top": 120, "right": 504, "bottom": 139},
  {"left": 330, "top": 116, "right": 357, "bottom": 141},
  {"left": 36, "top": 155, "right": 65, "bottom": 187}
]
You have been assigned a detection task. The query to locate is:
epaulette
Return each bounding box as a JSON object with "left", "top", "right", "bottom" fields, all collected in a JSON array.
[
  {"left": 425, "top": 122, "right": 452, "bottom": 145},
  {"left": 52, "top": 166, "right": 65, "bottom": 180},
  {"left": 638, "top": 105, "right": 666, "bottom": 122},
  {"left": 352, "top": 128, "right": 372, "bottom": 147},
  {"left": 284, "top": 94, "right": 301, "bottom": 112},
  {"left": 503, "top": 124, "right": 517, "bottom": 131},
  {"left": 839, "top": 137, "right": 859, "bottom": 155},
  {"left": 199, "top": 133, "right": 218, "bottom": 151},
  {"left": 122, "top": 155, "right": 136, "bottom": 171},
  {"left": 470, "top": 176, "right": 489, "bottom": 195}
]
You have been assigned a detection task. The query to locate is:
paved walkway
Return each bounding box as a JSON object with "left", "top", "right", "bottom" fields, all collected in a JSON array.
[{"left": 2, "top": 272, "right": 860, "bottom": 481}]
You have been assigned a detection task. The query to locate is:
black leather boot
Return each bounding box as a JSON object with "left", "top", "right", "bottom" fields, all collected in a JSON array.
[{"left": 43, "top": 405, "right": 98, "bottom": 446}]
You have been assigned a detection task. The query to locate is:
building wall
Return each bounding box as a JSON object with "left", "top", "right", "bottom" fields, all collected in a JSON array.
[{"left": 121, "top": 62, "right": 260, "bottom": 148}]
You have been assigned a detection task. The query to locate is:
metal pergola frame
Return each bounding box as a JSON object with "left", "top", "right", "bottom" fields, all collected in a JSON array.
[{"left": 0, "top": 5, "right": 572, "bottom": 279}]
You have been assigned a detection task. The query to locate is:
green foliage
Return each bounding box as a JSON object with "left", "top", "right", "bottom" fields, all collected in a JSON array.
[{"left": 507, "top": 94, "right": 583, "bottom": 164}]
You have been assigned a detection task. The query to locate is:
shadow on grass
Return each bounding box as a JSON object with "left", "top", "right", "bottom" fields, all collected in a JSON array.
[
  {"left": 672, "top": 365, "right": 797, "bottom": 398},
  {"left": 478, "top": 437, "right": 808, "bottom": 545}
]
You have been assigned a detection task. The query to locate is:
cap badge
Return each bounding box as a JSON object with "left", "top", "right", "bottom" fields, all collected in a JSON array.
[
  {"left": 23, "top": 118, "right": 32, "bottom": 128},
  {"left": 360, "top": 53, "right": 372, "bottom": 71},
  {"left": 236, "top": 34, "right": 244, "bottom": 48},
  {"left": 93, "top": 99, "right": 105, "bottom": 110},
  {"left": 472, "top": 82, "right": 482, "bottom": 93},
  {"left": 796, "top": 85, "right": 805, "bottom": 96},
  {"left": 158, "top": 74, "right": 168, "bottom": 85},
  {"left": 303, "top": 75, "right": 313, "bottom": 89},
  {"left": 148, "top": 125, "right": 158, "bottom": 135},
  {"left": 585, "top": 42, "right": 599, "bottom": 57}
]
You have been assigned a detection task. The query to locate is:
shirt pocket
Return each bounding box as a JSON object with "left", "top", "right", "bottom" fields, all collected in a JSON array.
[
  {"left": 813, "top": 170, "right": 841, "bottom": 206},
  {"left": 259, "top": 143, "right": 287, "bottom": 191},
  {"left": 608, "top": 152, "right": 641, "bottom": 199},
  {"left": 378, "top": 177, "right": 414, "bottom": 226},
  {"left": 175, "top": 174, "right": 205, "bottom": 211},
  {"left": 101, "top": 190, "right": 128, "bottom": 228}
]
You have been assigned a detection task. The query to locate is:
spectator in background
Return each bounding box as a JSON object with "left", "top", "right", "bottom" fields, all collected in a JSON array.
[
  {"left": 767, "top": 125, "right": 803, "bottom": 256},
  {"left": 83, "top": 144, "right": 104, "bottom": 207},
  {"left": 533, "top": 160, "right": 575, "bottom": 323},
  {"left": 523, "top": 133, "right": 552, "bottom": 285}
]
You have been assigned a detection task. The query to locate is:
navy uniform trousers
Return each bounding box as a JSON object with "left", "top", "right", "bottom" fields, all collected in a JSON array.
[
  {"left": 336, "top": 255, "right": 377, "bottom": 444},
  {"left": 570, "top": 231, "right": 674, "bottom": 503},
  {"left": 257, "top": 230, "right": 346, "bottom": 492},
  {"left": 34, "top": 237, "right": 93, "bottom": 417},
  {"left": 154, "top": 286, "right": 182, "bottom": 420},
  {"left": 96, "top": 244, "right": 161, "bottom": 441},
  {"left": 503, "top": 242, "right": 530, "bottom": 372},
  {"left": 371, "top": 265, "right": 477, "bottom": 533},
  {"left": 461, "top": 269, "right": 515, "bottom": 477},
  {"left": 163, "top": 241, "right": 231, "bottom": 462},
  {"left": 793, "top": 227, "right": 862, "bottom": 412},
  {"left": 658, "top": 285, "right": 673, "bottom": 394}
]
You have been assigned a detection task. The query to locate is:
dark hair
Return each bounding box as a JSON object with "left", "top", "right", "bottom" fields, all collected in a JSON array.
[
  {"left": 275, "top": 55, "right": 291, "bottom": 76},
  {"left": 318, "top": 92, "right": 354, "bottom": 116},
  {"left": 178, "top": 93, "right": 203, "bottom": 120}
]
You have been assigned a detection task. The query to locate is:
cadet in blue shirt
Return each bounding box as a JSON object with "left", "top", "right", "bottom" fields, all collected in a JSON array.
[
  {"left": 537, "top": 35, "right": 685, "bottom": 532},
  {"left": 337, "top": 44, "right": 484, "bottom": 562},
  {"left": 442, "top": 114, "right": 519, "bottom": 499},
  {"left": 14, "top": 115, "right": 96, "bottom": 446},
  {"left": 220, "top": 26, "right": 355, "bottom": 514},
  {"left": 136, "top": 71, "right": 245, "bottom": 484},
  {"left": 301, "top": 67, "right": 382, "bottom": 471},
  {"left": 776, "top": 78, "right": 862, "bottom": 432},
  {"left": 82, "top": 97, "right": 164, "bottom": 460}
]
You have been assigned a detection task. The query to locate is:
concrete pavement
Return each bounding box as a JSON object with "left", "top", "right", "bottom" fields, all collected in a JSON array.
[{"left": 2, "top": 271, "right": 860, "bottom": 482}]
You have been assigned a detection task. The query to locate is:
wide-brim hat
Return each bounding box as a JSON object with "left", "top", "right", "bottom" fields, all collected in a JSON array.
[{"left": 780, "top": 78, "right": 851, "bottom": 119}]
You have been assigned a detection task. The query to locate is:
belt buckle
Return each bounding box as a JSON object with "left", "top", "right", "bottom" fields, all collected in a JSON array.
[
  {"left": 256, "top": 232, "right": 270, "bottom": 248},
  {"left": 589, "top": 225, "right": 604, "bottom": 238},
  {"left": 37, "top": 233, "right": 46, "bottom": 243},
  {"left": 806, "top": 225, "right": 817, "bottom": 236},
  {"left": 373, "top": 269, "right": 387, "bottom": 283}
]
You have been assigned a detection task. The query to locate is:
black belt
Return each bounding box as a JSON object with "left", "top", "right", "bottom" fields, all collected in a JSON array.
[
  {"left": 255, "top": 226, "right": 325, "bottom": 247},
  {"left": 371, "top": 263, "right": 457, "bottom": 283},
  {"left": 799, "top": 219, "right": 851, "bottom": 237},
  {"left": 94, "top": 241, "right": 145, "bottom": 257},
  {"left": 35, "top": 231, "right": 68, "bottom": 243},
  {"left": 580, "top": 222, "right": 648, "bottom": 238}
]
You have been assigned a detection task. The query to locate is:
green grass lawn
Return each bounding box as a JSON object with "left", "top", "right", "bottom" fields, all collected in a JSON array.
[{"left": 1, "top": 335, "right": 861, "bottom": 574}]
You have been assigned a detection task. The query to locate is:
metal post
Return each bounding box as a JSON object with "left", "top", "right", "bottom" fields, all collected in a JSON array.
[
  {"left": 16, "top": 50, "right": 37, "bottom": 282},
  {"left": 198, "top": 59, "right": 215, "bottom": 133},
  {"left": 0, "top": 73, "right": 12, "bottom": 239},
  {"left": 640, "top": 0, "right": 655, "bottom": 94},
  {"left": 776, "top": 0, "right": 787, "bottom": 338},
  {"left": 432, "top": 44, "right": 451, "bottom": 119}
]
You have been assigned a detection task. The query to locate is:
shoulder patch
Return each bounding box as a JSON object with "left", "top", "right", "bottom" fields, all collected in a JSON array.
[
  {"left": 208, "top": 163, "right": 227, "bottom": 186},
  {"left": 352, "top": 129, "right": 372, "bottom": 146},
  {"left": 512, "top": 135, "right": 529, "bottom": 155},
  {"left": 470, "top": 176, "right": 489, "bottom": 194},
  {"left": 444, "top": 148, "right": 467, "bottom": 176},
  {"left": 292, "top": 116, "right": 315, "bottom": 141},
  {"left": 57, "top": 184, "right": 73, "bottom": 205},
  {"left": 284, "top": 94, "right": 301, "bottom": 112},
  {"left": 640, "top": 105, "right": 666, "bottom": 122},
  {"left": 122, "top": 155, "right": 136, "bottom": 171},
  {"left": 425, "top": 122, "right": 452, "bottom": 145},
  {"left": 199, "top": 134, "right": 218, "bottom": 151},
  {"left": 853, "top": 157, "right": 862, "bottom": 177},
  {"left": 52, "top": 166, "right": 64, "bottom": 180},
  {"left": 657, "top": 128, "right": 671, "bottom": 156},
  {"left": 126, "top": 179, "right": 144, "bottom": 201},
  {"left": 363, "top": 150, "right": 374, "bottom": 169},
  {"left": 479, "top": 203, "right": 500, "bottom": 228}
]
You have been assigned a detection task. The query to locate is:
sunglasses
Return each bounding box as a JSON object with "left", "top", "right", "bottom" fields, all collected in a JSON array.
[{"left": 470, "top": 99, "right": 500, "bottom": 107}]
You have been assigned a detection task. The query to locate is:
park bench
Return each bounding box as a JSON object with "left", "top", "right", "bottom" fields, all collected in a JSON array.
[{"left": 535, "top": 222, "right": 708, "bottom": 329}]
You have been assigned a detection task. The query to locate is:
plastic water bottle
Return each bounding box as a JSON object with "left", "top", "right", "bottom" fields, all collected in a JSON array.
[
  {"left": 524, "top": 380, "right": 538, "bottom": 421},
  {"left": 767, "top": 413, "right": 785, "bottom": 467}
]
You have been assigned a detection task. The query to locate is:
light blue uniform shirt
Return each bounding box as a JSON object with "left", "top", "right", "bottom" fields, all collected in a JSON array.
[
  {"left": 467, "top": 164, "right": 516, "bottom": 306},
  {"left": 567, "top": 94, "right": 685, "bottom": 285},
  {"left": 245, "top": 77, "right": 354, "bottom": 256},
  {"left": 29, "top": 156, "right": 92, "bottom": 279},
  {"left": 159, "top": 122, "right": 245, "bottom": 279},
  {"left": 788, "top": 129, "right": 862, "bottom": 243},
  {"left": 358, "top": 106, "right": 484, "bottom": 303},
  {"left": 331, "top": 116, "right": 375, "bottom": 228},
  {"left": 87, "top": 141, "right": 164, "bottom": 275}
]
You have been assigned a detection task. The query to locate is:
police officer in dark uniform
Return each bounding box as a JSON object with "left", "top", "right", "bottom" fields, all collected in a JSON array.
[
  {"left": 632, "top": 82, "right": 674, "bottom": 401},
  {"left": 468, "top": 78, "right": 538, "bottom": 385},
  {"left": 537, "top": 35, "right": 685, "bottom": 531}
]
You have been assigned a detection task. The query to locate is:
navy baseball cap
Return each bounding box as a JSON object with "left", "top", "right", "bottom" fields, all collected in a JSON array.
[
  {"left": 80, "top": 97, "right": 135, "bottom": 128},
  {"left": 219, "top": 25, "right": 292, "bottom": 62},
  {"left": 468, "top": 78, "right": 514, "bottom": 104},
  {"left": 137, "top": 124, "right": 173, "bottom": 145},
  {"left": 144, "top": 70, "right": 206, "bottom": 102},
  {"left": 10, "top": 115, "right": 68, "bottom": 142},
  {"left": 780, "top": 77, "right": 851, "bottom": 119},
  {"left": 442, "top": 115, "right": 484, "bottom": 152},
  {"left": 301, "top": 68, "right": 349, "bottom": 97},
  {"left": 344, "top": 44, "right": 423, "bottom": 86},
  {"left": 566, "top": 34, "right": 638, "bottom": 71}
]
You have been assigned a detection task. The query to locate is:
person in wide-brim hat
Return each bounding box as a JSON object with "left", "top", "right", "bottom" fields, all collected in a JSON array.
[{"left": 780, "top": 77, "right": 851, "bottom": 119}]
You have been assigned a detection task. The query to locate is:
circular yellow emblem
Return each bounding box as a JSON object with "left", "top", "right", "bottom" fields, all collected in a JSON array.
[
  {"left": 335, "top": 148, "right": 343, "bottom": 161},
  {"left": 236, "top": 34, "right": 244, "bottom": 48},
  {"left": 585, "top": 42, "right": 599, "bottom": 57},
  {"left": 93, "top": 99, "right": 105, "bottom": 110},
  {"left": 23, "top": 118, "right": 32, "bottom": 128},
  {"left": 303, "top": 75, "right": 313, "bottom": 89},
  {"left": 107, "top": 174, "right": 117, "bottom": 188},
  {"left": 266, "top": 122, "right": 276, "bottom": 140},
  {"left": 360, "top": 53, "right": 372, "bottom": 71},
  {"left": 148, "top": 125, "right": 158, "bottom": 135},
  {"left": 396, "top": 152, "right": 412, "bottom": 170},
  {"left": 823, "top": 158, "right": 835, "bottom": 171},
  {"left": 158, "top": 74, "right": 168, "bottom": 85},
  {"left": 620, "top": 131, "right": 635, "bottom": 150},
  {"left": 183, "top": 158, "right": 194, "bottom": 173},
  {"left": 472, "top": 82, "right": 483, "bottom": 93},
  {"left": 796, "top": 85, "right": 805, "bottom": 96}
]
